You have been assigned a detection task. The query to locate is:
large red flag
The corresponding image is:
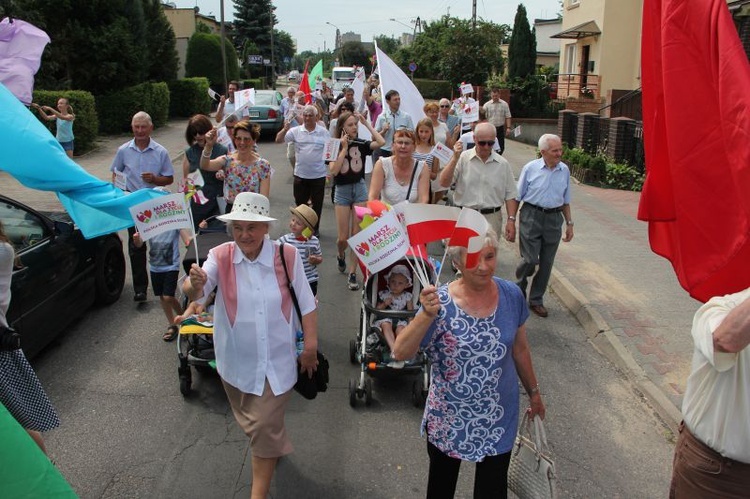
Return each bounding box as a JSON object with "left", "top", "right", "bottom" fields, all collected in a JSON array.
[
  {"left": 299, "top": 60, "right": 312, "bottom": 105},
  {"left": 638, "top": 0, "right": 750, "bottom": 303}
]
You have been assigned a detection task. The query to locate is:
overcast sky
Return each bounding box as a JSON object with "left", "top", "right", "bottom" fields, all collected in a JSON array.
[{"left": 170, "top": 0, "right": 561, "bottom": 53}]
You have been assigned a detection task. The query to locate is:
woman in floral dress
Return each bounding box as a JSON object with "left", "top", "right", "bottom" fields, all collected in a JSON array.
[{"left": 201, "top": 120, "right": 271, "bottom": 212}]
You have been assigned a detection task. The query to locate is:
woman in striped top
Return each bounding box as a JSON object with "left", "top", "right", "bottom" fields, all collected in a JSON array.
[{"left": 414, "top": 118, "right": 443, "bottom": 204}]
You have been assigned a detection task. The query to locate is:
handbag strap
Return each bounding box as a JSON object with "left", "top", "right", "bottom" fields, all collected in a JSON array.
[
  {"left": 405, "top": 160, "right": 420, "bottom": 201},
  {"left": 279, "top": 242, "right": 303, "bottom": 323}
]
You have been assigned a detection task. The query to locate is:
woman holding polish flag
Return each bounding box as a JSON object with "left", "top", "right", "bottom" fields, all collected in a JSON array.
[{"left": 393, "top": 226, "right": 545, "bottom": 498}]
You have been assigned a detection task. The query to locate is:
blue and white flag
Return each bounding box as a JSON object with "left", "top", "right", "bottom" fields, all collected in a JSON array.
[{"left": 0, "top": 83, "right": 166, "bottom": 239}]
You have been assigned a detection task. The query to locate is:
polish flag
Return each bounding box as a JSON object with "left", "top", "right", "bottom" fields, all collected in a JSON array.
[
  {"left": 448, "top": 208, "right": 488, "bottom": 269},
  {"left": 402, "top": 204, "right": 460, "bottom": 246}
]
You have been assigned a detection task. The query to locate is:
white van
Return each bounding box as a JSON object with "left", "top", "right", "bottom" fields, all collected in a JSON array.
[{"left": 332, "top": 66, "right": 356, "bottom": 85}]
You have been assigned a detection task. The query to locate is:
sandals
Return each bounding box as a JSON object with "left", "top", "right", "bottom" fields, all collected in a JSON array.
[{"left": 163, "top": 325, "right": 179, "bottom": 342}]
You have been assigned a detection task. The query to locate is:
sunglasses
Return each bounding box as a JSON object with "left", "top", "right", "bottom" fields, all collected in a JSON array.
[
  {"left": 476, "top": 140, "right": 494, "bottom": 147},
  {"left": 439, "top": 105, "right": 450, "bottom": 108}
]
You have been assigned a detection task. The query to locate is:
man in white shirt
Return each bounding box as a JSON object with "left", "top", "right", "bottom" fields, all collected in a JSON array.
[
  {"left": 275, "top": 105, "right": 329, "bottom": 234},
  {"left": 374, "top": 90, "right": 414, "bottom": 162},
  {"left": 215, "top": 81, "right": 249, "bottom": 123},
  {"left": 440, "top": 122, "right": 518, "bottom": 243},
  {"left": 483, "top": 87, "right": 512, "bottom": 154},
  {"left": 670, "top": 287, "right": 750, "bottom": 498}
]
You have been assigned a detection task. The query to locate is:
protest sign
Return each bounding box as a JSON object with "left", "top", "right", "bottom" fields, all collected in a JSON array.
[
  {"left": 430, "top": 142, "right": 454, "bottom": 164},
  {"left": 129, "top": 193, "right": 191, "bottom": 241},
  {"left": 460, "top": 83, "right": 474, "bottom": 95},
  {"left": 113, "top": 170, "right": 127, "bottom": 191},
  {"left": 462, "top": 101, "right": 479, "bottom": 124},
  {"left": 233, "top": 88, "right": 255, "bottom": 110},
  {"left": 513, "top": 125, "right": 522, "bottom": 137},
  {"left": 347, "top": 210, "right": 409, "bottom": 274},
  {"left": 323, "top": 138, "right": 341, "bottom": 162}
]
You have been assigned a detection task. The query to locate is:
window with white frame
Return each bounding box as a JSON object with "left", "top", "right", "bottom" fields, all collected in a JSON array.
[{"left": 565, "top": 44, "right": 576, "bottom": 74}]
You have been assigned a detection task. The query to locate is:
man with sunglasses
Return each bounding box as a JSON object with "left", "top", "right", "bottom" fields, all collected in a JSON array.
[
  {"left": 439, "top": 122, "right": 518, "bottom": 244},
  {"left": 515, "top": 134, "right": 574, "bottom": 318}
]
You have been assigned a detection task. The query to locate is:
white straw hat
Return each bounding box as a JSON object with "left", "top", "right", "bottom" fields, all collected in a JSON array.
[{"left": 217, "top": 192, "right": 276, "bottom": 223}]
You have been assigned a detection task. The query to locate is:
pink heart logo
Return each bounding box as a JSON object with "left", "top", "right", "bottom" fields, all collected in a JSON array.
[{"left": 356, "top": 242, "right": 370, "bottom": 257}]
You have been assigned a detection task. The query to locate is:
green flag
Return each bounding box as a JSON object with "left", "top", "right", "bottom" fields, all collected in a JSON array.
[
  {"left": 0, "top": 402, "right": 77, "bottom": 497},
  {"left": 308, "top": 60, "right": 324, "bottom": 90}
]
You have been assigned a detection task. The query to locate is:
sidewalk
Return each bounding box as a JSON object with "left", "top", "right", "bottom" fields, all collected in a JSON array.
[{"left": 502, "top": 139, "right": 697, "bottom": 429}]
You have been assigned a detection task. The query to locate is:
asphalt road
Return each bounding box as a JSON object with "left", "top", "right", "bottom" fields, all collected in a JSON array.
[{"left": 22, "top": 137, "right": 675, "bottom": 498}]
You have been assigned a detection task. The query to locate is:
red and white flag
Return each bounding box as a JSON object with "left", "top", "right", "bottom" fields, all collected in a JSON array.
[
  {"left": 402, "top": 204, "right": 460, "bottom": 246},
  {"left": 448, "top": 208, "right": 488, "bottom": 269}
]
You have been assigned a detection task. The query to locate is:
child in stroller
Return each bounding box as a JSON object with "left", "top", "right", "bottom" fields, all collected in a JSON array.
[{"left": 373, "top": 265, "right": 414, "bottom": 355}]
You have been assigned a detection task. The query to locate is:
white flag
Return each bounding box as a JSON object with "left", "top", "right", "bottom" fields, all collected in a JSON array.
[{"left": 375, "top": 43, "right": 425, "bottom": 124}]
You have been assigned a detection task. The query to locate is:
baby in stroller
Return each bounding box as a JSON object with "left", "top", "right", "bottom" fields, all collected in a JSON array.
[{"left": 374, "top": 265, "right": 414, "bottom": 353}]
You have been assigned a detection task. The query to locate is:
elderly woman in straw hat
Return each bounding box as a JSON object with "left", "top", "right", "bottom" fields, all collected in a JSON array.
[{"left": 183, "top": 192, "right": 318, "bottom": 499}]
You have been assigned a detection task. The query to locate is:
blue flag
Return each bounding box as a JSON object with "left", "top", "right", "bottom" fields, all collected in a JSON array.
[{"left": 0, "top": 83, "right": 165, "bottom": 239}]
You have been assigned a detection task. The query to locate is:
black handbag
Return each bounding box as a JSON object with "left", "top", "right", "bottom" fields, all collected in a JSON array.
[{"left": 278, "top": 243, "right": 329, "bottom": 399}]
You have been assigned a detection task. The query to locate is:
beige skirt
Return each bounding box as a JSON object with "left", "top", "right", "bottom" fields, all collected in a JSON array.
[{"left": 222, "top": 378, "right": 294, "bottom": 458}]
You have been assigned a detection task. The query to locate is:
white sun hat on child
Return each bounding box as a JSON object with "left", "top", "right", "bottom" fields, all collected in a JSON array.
[{"left": 386, "top": 264, "right": 412, "bottom": 286}]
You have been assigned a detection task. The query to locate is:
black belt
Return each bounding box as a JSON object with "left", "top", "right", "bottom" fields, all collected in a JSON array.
[
  {"left": 524, "top": 202, "right": 562, "bottom": 213},
  {"left": 461, "top": 206, "right": 502, "bottom": 214}
]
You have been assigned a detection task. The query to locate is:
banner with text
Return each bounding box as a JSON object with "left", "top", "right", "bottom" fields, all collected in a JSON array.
[
  {"left": 129, "top": 193, "right": 191, "bottom": 241},
  {"left": 347, "top": 210, "right": 409, "bottom": 273}
]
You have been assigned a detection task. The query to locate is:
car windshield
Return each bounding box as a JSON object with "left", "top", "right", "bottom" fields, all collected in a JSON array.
[
  {"left": 333, "top": 69, "right": 355, "bottom": 81},
  {"left": 254, "top": 92, "right": 276, "bottom": 105}
]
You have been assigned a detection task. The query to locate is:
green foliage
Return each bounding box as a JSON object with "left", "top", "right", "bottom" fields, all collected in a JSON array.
[
  {"left": 562, "top": 145, "right": 644, "bottom": 191},
  {"left": 506, "top": 76, "right": 557, "bottom": 118},
  {"left": 413, "top": 79, "right": 453, "bottom": 100},
  {"left": 508, "top": 4, "right": 537, "bottom": 80},
  {"left": 233, "top": 0, "right": 276, "bottom": 61},
  {"left": 16, "top": 0, "right": 178, "bottom": 95},
  {"left": 168, "top": 78, "right": 212, "bottom": 118},
  {"left": 142, "top": 0, "right": 179, "bottom": 83},
  {"left": 374, "top": 35, "right": 401, "bottom": 55},
  {"left": 96, "top": 82, "right": 170, "bottom": 134},
  {"left": 340, "top": 41, "right": 370, "bottom": 68},
  {"left": 241, "top": 79, "right": 266, "bottom": 90},
  {"left": 605, "top": 162, "right": 645, "bottom": 191},
  {"left": 395, "top": 16, "right": 508, "bottom": 87},
  {"left": 32, "top": 90, "right": 99, "bottom": 154},
  {"left": 185, "top": 32, "right": 240, "bottom": 86}
]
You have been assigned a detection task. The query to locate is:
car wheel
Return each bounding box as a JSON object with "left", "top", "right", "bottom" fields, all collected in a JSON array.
[{"left": 94, "top": 236, "right": 126, "bottom": 305}]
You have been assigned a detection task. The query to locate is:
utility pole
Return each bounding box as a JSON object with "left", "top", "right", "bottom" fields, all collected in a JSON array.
[
  {"left": 220, "top": 0, "right": 227, "bottom": 89},
  {"left": 269, "top": 4, "right": 275, "bottom": 87},
  {"left": 472, "top": 0, "right": 477, "bottom": 28}
]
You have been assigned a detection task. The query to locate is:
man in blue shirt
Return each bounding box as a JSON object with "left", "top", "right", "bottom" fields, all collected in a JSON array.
[
  {"left": 110, "top": 111, "right": 174, "bottom": 302},
  {"left": 373, "top": 90, "right": 414, "bottom": 162},
  {"left": 515, "top": 134, "right": 574, "bottom": 317}
]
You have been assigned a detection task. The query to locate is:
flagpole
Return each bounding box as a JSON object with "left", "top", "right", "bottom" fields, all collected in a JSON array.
[{"left": 186, "top": 203, "right": 200, "bottom": 266}]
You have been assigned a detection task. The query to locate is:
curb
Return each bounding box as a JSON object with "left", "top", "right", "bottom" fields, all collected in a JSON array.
[{"left": 549, "top": 268, "right": 682, "bottom": 432}]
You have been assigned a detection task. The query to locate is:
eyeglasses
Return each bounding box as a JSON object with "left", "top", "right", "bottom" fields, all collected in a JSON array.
[
  {"left": 439, "top": 105, "right": 450, "bottom": 108},
  {"left": 476, "top": 140, "right": 494, "bottom": 147}
]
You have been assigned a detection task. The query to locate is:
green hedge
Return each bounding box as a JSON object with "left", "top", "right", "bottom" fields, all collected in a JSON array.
[
  {"left": 241, "top": 78, "right": 266, "bottom": 90},
  {"left": 31, "top": 90, "right": 99, "bottom": 155},
  {"left": 96, "top": 82, "right": 171, "bottom": 134},
  {"left": 413, "top": 79, "right": 452, "bottom": 100},
  {"left": 168, "top": 78, "right": 212, "bottom": 117}
]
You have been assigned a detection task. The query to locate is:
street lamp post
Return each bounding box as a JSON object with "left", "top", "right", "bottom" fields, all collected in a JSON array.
[
  {"left": 318, "top": 33, "right": 326, "bottom": 53},
  {"left": 326, "top": 21, "right": 340, "bottom": 52}
]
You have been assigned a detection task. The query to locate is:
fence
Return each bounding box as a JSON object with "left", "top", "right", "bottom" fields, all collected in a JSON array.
[{"left": 558, "top": 110, "right": 645, "bottom": 172}]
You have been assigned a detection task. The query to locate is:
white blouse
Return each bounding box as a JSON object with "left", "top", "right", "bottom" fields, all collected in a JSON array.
[
  {"left": 380, "top": 157, "right": 426, "bottom": 205},
  {"left": 200, "top": 240, "right": 316, "bottom": 395}
]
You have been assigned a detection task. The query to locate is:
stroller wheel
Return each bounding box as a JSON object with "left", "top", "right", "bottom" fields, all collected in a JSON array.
[
  {"left": 349, "top": 339, "right": 358, "bottom": 364},
  {"left": 412, "top": 378, "right": 426, "bottom": 408},
  {"left": 364, "top": 378, "right": 373, "bottom": 407},
  {"left": 348, "top": 378, "right": 358, "bottom": 408},
  {"left": 180, "top": 376, "right": 192, "bottom": 397}
]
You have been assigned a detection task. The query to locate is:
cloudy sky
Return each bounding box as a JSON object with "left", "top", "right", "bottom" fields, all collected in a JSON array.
[{"left": 170, "top": 0, "right": 562, "bottom": 53}]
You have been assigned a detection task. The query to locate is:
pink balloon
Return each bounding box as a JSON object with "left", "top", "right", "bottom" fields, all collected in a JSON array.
[{"left": 354, "top": 205, "right": 372, "bottom": 220}]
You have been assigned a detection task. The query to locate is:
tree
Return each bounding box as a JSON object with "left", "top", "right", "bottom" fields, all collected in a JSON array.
[
  {"left": 339, "top": 41, "right": 370, "bottom": 68},
  {"left": 233, "top": 0, "right": 276, "bottom": 59},
  {"left": 374, "top": 35, "right": 400, "bottom": 55},
  {"left": 185, "top": 32, "right": 239, "bottom": 87},
  {"left": 273, "top": 30, "right": 295, "bottom": 74},
  {"left": 507, "top": 4, "right": 537, "bottom": 80},
  {"left": 395, "top": 16, "right": 508, "bottom": 87},
  {"left": 142, "top": 0, "right": 179, "bottom": 82}
]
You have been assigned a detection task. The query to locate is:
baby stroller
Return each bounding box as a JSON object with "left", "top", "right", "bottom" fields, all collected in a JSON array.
[
  {"left": 348, "top": 252, "right": 436, "bottom": 408},
  {"left": 177, "top": 231, "right": 229, "bottom": 396}
]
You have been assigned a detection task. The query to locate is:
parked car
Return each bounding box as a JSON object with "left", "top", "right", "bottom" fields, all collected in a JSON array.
[
  {"left": 248, "top": 90, "right": 284, "bottom": 137},
  {"left": 1, "top": 194, "right": 126, "bottom": 358}
]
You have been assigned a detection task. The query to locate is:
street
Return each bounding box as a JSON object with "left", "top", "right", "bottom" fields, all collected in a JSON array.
[{"left": 12, "top": 132, "right": 676, "bottom": 498}]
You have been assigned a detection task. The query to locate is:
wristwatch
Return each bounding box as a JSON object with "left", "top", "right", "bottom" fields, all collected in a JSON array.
[
  {"left": 566, "top": 220, "right": 574, "bottom": 226},
  {"left": 508, "top": 215, "right": 516, "bottom": 221}
]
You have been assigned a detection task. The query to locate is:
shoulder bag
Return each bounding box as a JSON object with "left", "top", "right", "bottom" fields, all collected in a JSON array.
[
  {"left": 278, "top": 243, "right": 329, "bottom": 400},
  {"left": 507, "top": 413, "right": 558, "bottom": 499}
]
